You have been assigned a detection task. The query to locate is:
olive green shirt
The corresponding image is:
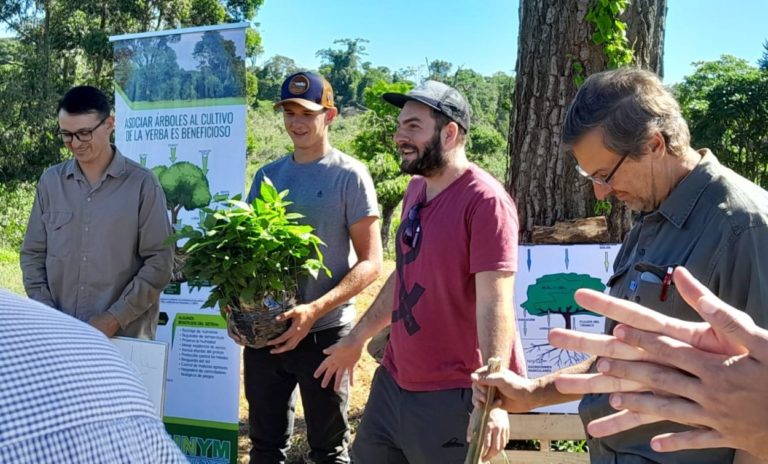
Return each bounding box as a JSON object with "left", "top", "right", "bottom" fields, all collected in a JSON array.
[
  {"left": 579, "top": 150, "right": 768, "bottom": 463},
  {"left": 20, "top": 148, "right": 173, "bottom": 339}
]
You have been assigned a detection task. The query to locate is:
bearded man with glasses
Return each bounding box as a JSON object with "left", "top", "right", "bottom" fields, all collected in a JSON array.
[
  {"left": 20, "top": 85, "right": 173, "bottom": 340},
  {"left": 471, "top": 68, "right": 768, "bottom": 464}
]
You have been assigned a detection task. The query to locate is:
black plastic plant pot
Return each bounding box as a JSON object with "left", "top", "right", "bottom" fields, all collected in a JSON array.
[
  {"left": 231, "top": 290, "right": 297, "bottom": 349},
  {"left": 230, "top": 309, "right": 289, "bottom": 349}
]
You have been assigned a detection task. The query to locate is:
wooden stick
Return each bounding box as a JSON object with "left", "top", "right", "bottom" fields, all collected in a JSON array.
[{"left": 464, "top": 357, "right": 502, "bottom": 464}]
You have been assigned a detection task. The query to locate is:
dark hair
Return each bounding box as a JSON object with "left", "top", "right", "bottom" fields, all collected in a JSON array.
[
  {"left": 57, "top": 86, "right": 111, "bottom": 119},
  {"left": 431, "top": 108, "right": 467, "bottom": 145},
  {"left": 562, "top": 68, "right": 690, "bottom": 158}
]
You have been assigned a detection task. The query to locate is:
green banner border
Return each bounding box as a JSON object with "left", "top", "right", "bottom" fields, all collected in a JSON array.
[{"left": 165, "top": 416, "right": 239, "bottom": 431}]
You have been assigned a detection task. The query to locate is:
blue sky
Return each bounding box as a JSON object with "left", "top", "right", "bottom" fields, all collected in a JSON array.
[
  {"left": 1, "top": 1, "right": 765, "bottom": 83},
  {"left": 253, "top": 0, "right": 768, "bottom": 83}
]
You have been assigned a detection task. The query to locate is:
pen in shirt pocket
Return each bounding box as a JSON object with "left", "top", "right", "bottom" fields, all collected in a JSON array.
[{"left": 659, "top": 266, "right": 674, "bottom": 301}]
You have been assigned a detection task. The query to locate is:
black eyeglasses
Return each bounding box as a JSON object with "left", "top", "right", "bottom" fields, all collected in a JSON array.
[
  {"left": 57, "top": 116, "right": 109, "bottom": 143},
  {"left": 575, "top": 152, "right": 630, "bottom": 187},
  {"left": 402, "top": 203, "right": 423, "bottom": 248}
]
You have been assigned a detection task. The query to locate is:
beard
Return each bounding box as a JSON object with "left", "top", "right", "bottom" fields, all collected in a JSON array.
[{"left": 399, "top": 132, "right": 446, "bottom": 177}]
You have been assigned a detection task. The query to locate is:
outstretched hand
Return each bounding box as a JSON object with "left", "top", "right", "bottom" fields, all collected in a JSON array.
[
  {"left": 549, "top": 266, "right": 768, "bottom": 459},
  {"left": 313, "top": 335, "right": 364, "bottom": 391}
]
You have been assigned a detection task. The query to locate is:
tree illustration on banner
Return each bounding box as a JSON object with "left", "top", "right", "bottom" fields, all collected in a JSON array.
[
  {"left": 152, "top": 151, "right": 213, "bottom": 282},
  {"left": 521, "top": 272, "right": 606, "bottom": 368},
  {"left": 153, "top": 161, "right": 212, "bottom": 229},
  {"left": 521, "top": 273, "right": 605, "bottom": 330}
]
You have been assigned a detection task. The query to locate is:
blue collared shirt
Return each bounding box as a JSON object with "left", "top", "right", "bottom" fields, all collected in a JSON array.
[{"left": 0, "top": 289, "right": 188, "bottom": 463}]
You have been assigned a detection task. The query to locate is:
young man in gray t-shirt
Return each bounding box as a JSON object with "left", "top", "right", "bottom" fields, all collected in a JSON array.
[{"left": 235, "top": 72, "right": 382, "bottom": 464}]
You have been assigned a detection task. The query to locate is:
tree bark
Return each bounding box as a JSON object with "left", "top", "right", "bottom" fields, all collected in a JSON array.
[
  {"left": 507, "top": 0, "right": 667, "bottom": 243},
  {"left": 531, "top": 216, "right": 609, "bottom": 244},
  {"left": 94, "top": 0, "right": 109, "bottom": 88},
  {"left": 380, "top": 204, "right": 395, "bottom": 252},
  {"left": 41, "top": 0, "right": 51, "bottom": 104},
  {"left": 625, "top": 0, "right": 667, "bottom": 77}
]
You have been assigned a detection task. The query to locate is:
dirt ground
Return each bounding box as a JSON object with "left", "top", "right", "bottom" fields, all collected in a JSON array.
[{"left": 236, "top": 262, "right": 395, "bottom": 463}]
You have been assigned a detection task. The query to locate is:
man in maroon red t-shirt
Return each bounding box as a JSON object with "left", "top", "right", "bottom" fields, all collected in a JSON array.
[{"left": 315, "top": 80, "right": 526, "bottom": 463}]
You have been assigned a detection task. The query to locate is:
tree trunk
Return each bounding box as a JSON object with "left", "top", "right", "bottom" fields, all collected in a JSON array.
[
  {"left": 625, "top": 0, "right": 667, "bottom": 77},
  {"left": 380, "top": 204, "right": 396, "bottom": 253},
  {"left": 561, "top": 313, "right": 572, "bottom": 331},
  {"left": 507, "top": 0, "right": 667, "bottom": 243},
  {"left": 531, "top": 216, "right": 609, "bottom": 244},
  {"left": 94, "top": 1, "right": 109, "bottom": 87},
  {"left": 41, "top": 0, "right": 52, "bottom": 104}
]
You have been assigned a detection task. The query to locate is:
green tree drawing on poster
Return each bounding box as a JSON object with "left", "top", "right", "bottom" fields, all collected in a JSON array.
[
  {"left": 521, "top": 273, "right": 605, "bottom": 330},
  {"left": 152, "top": 162, "right": 212, "bottom": 227},
  {"left": 153, "top": 161, "right": 212, "bottom": 282}
]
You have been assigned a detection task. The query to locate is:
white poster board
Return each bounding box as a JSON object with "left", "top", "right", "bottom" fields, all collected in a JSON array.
[
  {"left": 112, "top": 336, "right": 169, "bottom": 417},
  {"left": 515, "top": 244, "right": 621, "bottom": 413},
  {"left": 110, "top": 22, "right": 248, "bottom": 464}
]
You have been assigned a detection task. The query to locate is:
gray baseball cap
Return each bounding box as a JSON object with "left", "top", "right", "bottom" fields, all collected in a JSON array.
[{"left": 382, "top": 80, "right": 471, "bottom": 132}]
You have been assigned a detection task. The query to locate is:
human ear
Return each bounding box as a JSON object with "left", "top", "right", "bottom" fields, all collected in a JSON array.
[
  {"left": 324, "top": 107, "right": 338, "bottom": 124},
  {"left": 649, "top": 131, "right": 666, "bottom": 157},
  {"left": 442, "top": 121, "right": 459, "bottom": 148}
]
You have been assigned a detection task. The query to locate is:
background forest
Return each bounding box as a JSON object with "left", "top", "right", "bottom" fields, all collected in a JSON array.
[{"left": 1, "top": 0, "right": 767, "bottom": 284}]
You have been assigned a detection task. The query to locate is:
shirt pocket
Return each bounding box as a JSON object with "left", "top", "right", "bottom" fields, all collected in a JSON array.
[
  {"left": 605, "top": 262, "right": 681, "bottom": 332},
  {"left": 42, "top": 211, "right": 74, "bottom": 258},
  {"left": 630, "top": 262, "right": 688, "bottom": 320}
]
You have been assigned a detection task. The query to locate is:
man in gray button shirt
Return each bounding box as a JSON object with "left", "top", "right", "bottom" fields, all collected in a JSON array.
[
  {"left": 471, "top": 69, "right": 768, "bottom": 463},
  {"left": 21, "top": 86, "right": 173, "bottom": 339}
]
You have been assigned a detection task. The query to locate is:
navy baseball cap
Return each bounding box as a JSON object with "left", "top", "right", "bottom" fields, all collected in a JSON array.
[
  {"left": 382, "top": 80, "right": 471, "bottom": 131},
  {"left": 274, "top": 72, "right": 335, "bottom": 111}
]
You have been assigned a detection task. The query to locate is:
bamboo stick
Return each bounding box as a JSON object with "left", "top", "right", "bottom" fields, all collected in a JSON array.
[{"left": 464, "top": 357, "right": 502, "bottom": 464}]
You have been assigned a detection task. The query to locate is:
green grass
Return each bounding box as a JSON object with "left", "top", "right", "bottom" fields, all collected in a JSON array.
[{"left": 0, "top": 247, "right": 24, "bottom": 295}]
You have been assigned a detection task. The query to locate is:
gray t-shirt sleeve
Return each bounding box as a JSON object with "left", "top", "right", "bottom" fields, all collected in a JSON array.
[{"left": 343, "top": 163, "right": 379, "bottom": 227}]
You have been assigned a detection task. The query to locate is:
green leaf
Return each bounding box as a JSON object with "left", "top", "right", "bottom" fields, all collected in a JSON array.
[
  {"left": 592, "top": 31, "right": 606, "bottom": 45},
  {"left": 259, "top": 176, "right": 279, "bottom": 203},
  {"left": 227, "top": 200, "right": 252, "bottom": 211},
  {"left": 241, "top": 286, "right": 255, "bottom": 303},
  {"left": 597, "top": 15, "right": 613, "bottom": 36}
]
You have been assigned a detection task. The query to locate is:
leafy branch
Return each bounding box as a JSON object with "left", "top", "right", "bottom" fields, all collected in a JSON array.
[
  {"left": 586, "top": 0, "right": 634, "bottom": 68},
  {"left": 173, "top": 177, "right": 330, "bottom": 312}
]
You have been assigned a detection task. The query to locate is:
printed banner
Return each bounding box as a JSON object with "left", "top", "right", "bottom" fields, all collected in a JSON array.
[
  {"left": 516, "top": 244, "right": 621, "bottom": 414},
  {"left": 110, "top": 22, "right": 249, "bottom": 464}
]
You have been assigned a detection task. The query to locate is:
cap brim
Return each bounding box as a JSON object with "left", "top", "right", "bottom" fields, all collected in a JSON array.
[
  {"left": 382, "top": 93, "right": 443, "bottom": 115},
  {"left": 274, "top": 98, "right": 325, "bottom": 111},
  {"left": 381, "top": 92, "right": 411, "bottom": 108}
]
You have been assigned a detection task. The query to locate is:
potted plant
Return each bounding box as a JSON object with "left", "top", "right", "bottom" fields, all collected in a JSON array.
[{"left": 173, "top": 177, "right": 331, "bottom": 348}]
